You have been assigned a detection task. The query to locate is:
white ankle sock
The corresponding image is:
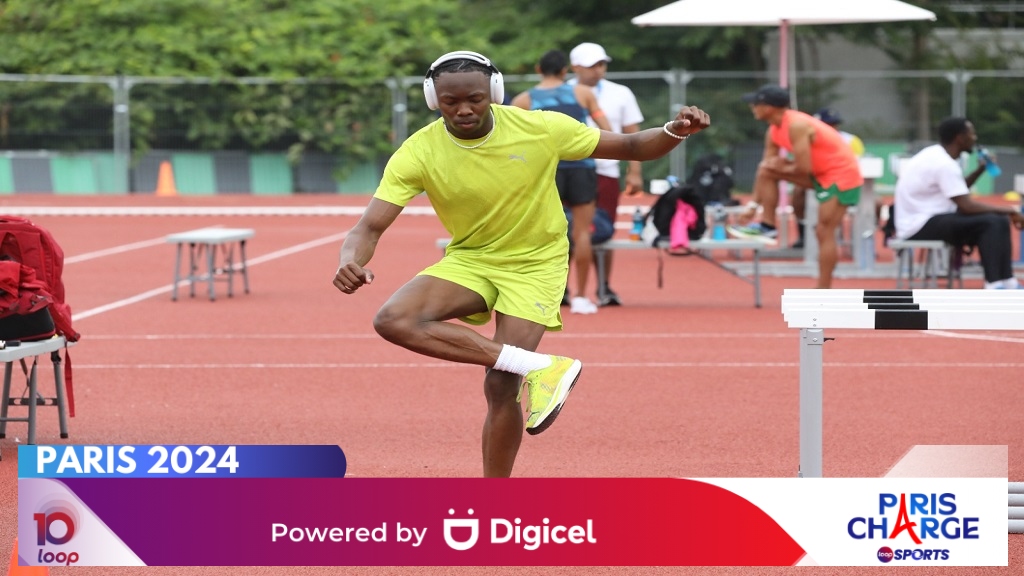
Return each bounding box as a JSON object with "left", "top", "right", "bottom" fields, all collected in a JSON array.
[
  {"left": 984, "top": 280, "right": 1004, "bottom": 289},
  {"left": 493, "top": 345, "right": 552, "bottom": 376}
]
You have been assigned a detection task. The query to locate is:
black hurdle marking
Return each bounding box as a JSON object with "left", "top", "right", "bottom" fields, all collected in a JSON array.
[
  {"left": 867, "top": 303, "right": 920, "bottom": 310},
  {"left": 864, "top": 295, "right": 915, "bottom": 304},
  {"left": 864, "top": 290, "right": 914, "bottom": 298},
  {"left": 864, "top": 289, "right": 915, "bottom": 306},
  {"left": 874, "top": 310, "right": 928, "bottom": 330}
]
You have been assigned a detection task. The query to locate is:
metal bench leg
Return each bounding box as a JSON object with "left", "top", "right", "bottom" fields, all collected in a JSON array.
[
  {"left": 224, "top": 243, "right": 236, "bottom": 298},
  {"left": 948, "top": 246, "right": 963, "bottom": 289},
  {"left": 189, "top": 243, "right": 199, "bottom": 299},
  {"left": 240, "top": 240, "right": 250, "bottom": 294},
  {"left": 0, "top": 362, "right": 11, "bottom": 438},
  {"left": 172, "top": 242, "right": 183, "bottom": 301},
  {"left": 207, "top": 242, "right": 217, "bottom": 301},
  {"left": 927, "top": 248, "right": 939, "bottom": 288},
  {"left": 901, "top": 248, "right": 909, "bottom": 289},
  {"left": 52, "top": 351, "right": 68, "bottom": 439},
  {"left": 594, "top": 246, "right": 609, "bottom": 302},
  {"left": 27, "top": 358, "right": 38, "bottom": 445},
  {"left": 896, "top": 249, "right": 908, "bottom": 289},
  {"left": 913, "top": 248, "right": 921, "bottom": 284},
  {"left": 753, "top": 249, "right": 762, "bottom": 308}
]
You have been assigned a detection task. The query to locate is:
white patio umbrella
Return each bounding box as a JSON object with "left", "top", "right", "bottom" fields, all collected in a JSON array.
[{"left": 632, "top": 0, "right": 936, "bottom": 87}]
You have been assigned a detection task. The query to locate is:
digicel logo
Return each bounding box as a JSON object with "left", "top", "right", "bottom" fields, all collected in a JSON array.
[{"left": 443, "top": 509, "right": 596, "bottom": 551}]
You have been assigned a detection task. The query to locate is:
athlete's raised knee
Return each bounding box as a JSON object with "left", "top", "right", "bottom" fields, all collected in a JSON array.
[{"left": 373, "top": 303, "right": 416, "bottom": 344}]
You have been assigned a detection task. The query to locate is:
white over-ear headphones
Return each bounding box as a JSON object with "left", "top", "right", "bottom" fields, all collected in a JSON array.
[{"left": 423, "top": 51, "right": 504, "bottom": 111}]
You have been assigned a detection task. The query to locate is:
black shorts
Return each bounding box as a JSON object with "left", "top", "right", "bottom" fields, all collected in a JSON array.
[{"left": 555, "top": 167, "right": 598, "bottom": 207}]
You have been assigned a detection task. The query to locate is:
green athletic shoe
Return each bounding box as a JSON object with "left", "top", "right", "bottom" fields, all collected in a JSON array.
[{"left": 524, "top": 356, "right": 582, "bottom": 435}]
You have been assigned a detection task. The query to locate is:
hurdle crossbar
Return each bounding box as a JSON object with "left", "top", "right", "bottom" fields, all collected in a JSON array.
[
  {"left": 783, "top": 289, "right": 1024, "bottom": 331},
  {"left": 780, "top": 289, "right": 1024, "bottom": 480}
]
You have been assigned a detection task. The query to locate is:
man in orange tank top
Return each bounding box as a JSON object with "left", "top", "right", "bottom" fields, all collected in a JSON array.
[{"left": 730, "top": 84, "right": 864, "bottom": 288}]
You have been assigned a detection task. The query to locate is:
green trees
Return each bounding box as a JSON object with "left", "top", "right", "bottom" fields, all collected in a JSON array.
[
  {"left": 0, "top": 0, "right": 569, "bottom": 160},
  {"left": 0, "top": 0, "right": 1019, "bottom": 158}
]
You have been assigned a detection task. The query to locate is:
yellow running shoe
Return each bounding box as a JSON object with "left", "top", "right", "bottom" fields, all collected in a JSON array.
[{"left": 524, "top": 356, "right": 582, "bottom": 435}]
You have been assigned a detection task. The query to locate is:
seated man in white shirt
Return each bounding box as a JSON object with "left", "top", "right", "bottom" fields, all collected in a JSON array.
[{"left": 894, "top": 117, "right": 1024, "bottom": 289}]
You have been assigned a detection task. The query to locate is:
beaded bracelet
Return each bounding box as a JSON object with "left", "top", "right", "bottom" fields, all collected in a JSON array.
[{"left": 662, "top": 121, "right": 688, "bottom": 140}]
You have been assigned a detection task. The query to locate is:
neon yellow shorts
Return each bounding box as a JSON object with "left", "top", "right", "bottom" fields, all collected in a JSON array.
[
  {"left": 419, "top": 251, "right": 568, "bottom": 330},
  {"left": 811, "top": 178, "right": 861, "bottom": 206}
]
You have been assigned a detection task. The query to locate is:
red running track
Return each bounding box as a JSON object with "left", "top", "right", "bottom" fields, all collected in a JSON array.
[{"left": 0, "top": 195, "right": 1019, "bottom": 575}]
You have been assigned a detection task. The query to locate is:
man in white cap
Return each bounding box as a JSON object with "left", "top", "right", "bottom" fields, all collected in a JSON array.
[{"left": 569, "top": 42, "right": 645, "bottom": 307}]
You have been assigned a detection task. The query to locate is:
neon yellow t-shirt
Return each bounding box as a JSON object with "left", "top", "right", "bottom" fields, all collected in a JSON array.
[
  {"left": 374, "top": 104, "right": 600, "bottom": 267},
  {"left": 840, "top": 131, "right": 865, "bottom": 157}
]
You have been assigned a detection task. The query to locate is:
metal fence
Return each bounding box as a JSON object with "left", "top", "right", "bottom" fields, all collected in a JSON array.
[{"left": 1, "top": 69, "right": 1022, "bottom": 194}]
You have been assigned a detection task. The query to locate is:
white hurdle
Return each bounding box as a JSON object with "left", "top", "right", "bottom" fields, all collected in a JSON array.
[{"left": 783, "top": 289, "right": 1024, "bottom": 534}]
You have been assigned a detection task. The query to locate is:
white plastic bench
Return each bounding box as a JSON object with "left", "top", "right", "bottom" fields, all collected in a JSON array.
[
  {"left": 887, "top": 239, "right": 962, "bottom": 289},
  {"left": 0, "top": 337, "right": 74, "bottom": 457},
  {"left": 166, "top": 227, "right": 254, "bottom": 301},
  {"left": 592, "top": 238, "right": 765, "bottom": 308}
]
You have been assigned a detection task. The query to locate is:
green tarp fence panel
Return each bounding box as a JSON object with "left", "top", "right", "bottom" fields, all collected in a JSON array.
[
  {"left": 250, "top": 154, "right": 293, "bottom": 195},
  {"left": 90, "top": 153, "right": 125, "bottom": 194},
  {"left": 0, "top": 157, "right": 13, "bottom": 194},
  {"left": 171, "top": 153, "right": 217, "bottom": 195},
  {"left": 51, "top": 155, "right": 97, "bottom": 195},
  {"left": 337, "top": 161, "right": 380, "bottom": 194}
]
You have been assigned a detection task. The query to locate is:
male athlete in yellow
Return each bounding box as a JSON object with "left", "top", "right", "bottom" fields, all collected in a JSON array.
[
  {"left": 333, "top": 50, "right": 710, "bottom": 477},
  {"left": 376, "top": 104, "right": 596, "bottom": 329}
]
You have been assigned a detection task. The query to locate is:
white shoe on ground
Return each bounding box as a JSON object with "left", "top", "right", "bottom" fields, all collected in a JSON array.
[{"left": 570, "top": 296, "right": 598, "bottom": 314}]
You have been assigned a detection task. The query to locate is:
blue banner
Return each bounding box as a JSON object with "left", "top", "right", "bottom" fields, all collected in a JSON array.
[{"left": 18, "top": 445, "right": 346, "bottom": 478}]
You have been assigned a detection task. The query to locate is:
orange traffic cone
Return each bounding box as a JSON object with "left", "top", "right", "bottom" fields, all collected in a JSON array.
[
  {"left": 155, "top": 160, "right": 178, "bottom": 197},
  {"left": 7, "top": 539, "right": 49, "bottom": 575}
]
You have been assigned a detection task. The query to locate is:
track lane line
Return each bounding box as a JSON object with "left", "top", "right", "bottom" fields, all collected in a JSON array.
[{"left": 65, "top": 237, "right": 169, "bottom": 264}]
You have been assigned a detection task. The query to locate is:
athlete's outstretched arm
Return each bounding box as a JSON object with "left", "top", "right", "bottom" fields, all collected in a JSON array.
[{"left": 591, "top": 105, "right": 710, "bottom": 162}]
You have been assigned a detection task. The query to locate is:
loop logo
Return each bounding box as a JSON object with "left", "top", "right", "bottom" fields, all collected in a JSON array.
[
  {"left": 33, "top": 500, "right": 80, "bottom": 566},
  {"left": 877, "top": 547, "right": 894, "bottom": 563},
  {"left": 443, "top": 509, "right": 479, "bottom": 551}
]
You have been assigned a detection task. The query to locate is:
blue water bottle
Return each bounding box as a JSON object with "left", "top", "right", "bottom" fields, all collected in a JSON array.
[
  {"left": 978, "top": 148, "right": 1002, "bottom": 178},
  {"left": 630, "top": 207, "right": 645, "bottom": 241},
  {"left": 708, "top": 202, "right": 727, "bottom": 240}
]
